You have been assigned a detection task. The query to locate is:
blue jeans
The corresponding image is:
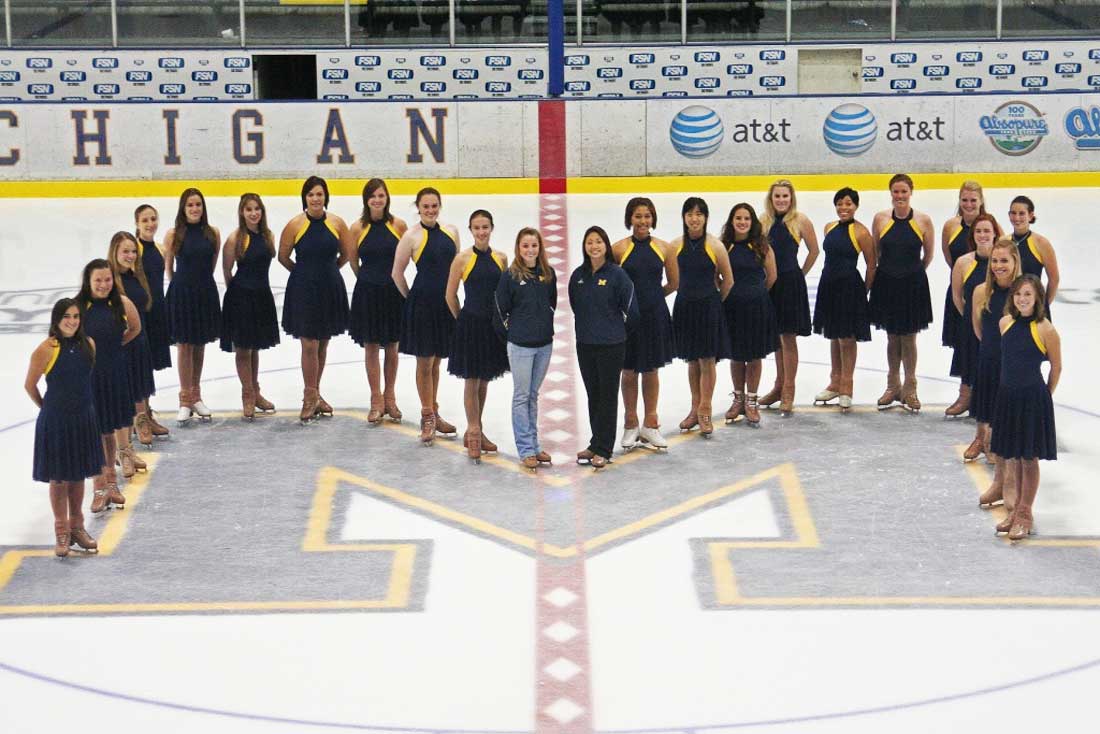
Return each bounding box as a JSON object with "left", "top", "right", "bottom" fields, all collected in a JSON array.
[{"left": 507, "top": 342, "right": 553, "bottom": 459}]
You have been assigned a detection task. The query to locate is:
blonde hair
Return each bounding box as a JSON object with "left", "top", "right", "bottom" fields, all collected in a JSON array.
[
  {"left": 508, "top": 227, "right": 551, "bottom": 282},
  {"left": 108, "top": 231, "right": 152, "bottom": 313},
  {"left": 956, "top": 180, "right": 987, "bottom": 218},
  {"left": 761, "top": 179, "right": 800, "bottom": 243},
  {"left": 981, "top": 237, "right": 1022, "bottom": 314}
]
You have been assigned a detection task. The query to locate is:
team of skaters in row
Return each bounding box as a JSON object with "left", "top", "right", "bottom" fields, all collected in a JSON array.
[{"left": 25, "top": 174, "right": 1062, "bottom": 556}]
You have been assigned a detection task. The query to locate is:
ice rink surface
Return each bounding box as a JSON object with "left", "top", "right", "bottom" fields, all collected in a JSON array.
[{"left": 1, "top": 185, "right": 1098, "bottom": 733}]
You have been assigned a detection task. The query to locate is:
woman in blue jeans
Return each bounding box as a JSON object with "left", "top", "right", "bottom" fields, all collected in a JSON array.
[{"left": 494, "top": 227, "right": 556, "bottom": 470}]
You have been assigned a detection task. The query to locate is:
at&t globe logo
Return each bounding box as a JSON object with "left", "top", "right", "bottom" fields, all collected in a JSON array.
[
  {"left": 823, "top": 103, "right": 877, "bottom": 156},
  {"left": 670, "top": 105, "right": 724, "bottom": 158}
]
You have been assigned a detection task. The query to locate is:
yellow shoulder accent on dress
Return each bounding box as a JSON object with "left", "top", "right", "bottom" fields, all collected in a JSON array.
[
  {"left": 491, "top": 252, "right": 506, "bottom": 271},
  {"left": 948, "top": 224, "right": 963, "bottom": 246},
  {"left": 292, "top": 218, "right": 310, "bottom": 246},
  {"left": 43, "top": 343, "right": 61, "bottom": 375},
  {"left": 461, "top": 251, "right": 478, "bottom": 282},
  {"left": 824, "top": 221, "right": 838, "bottom": 236},
  {"left": 358, "top": 224, "right": 371, "bottom": 246},
  {"left": 386, "top": 222, "right": 401, "bottom": 240},
  {"left": 1026, "top": 236, "right": 1043, "bottom": 265},
  {"left": 240, "top": 233, "right": 251, "bottom": 256},
  {"left": 137, "top": 240, "right": 144, "bottom": 258},
  {"left": 439, "top": 226, "right": 458, "bottom": 245},
  {"left": 847, "top": 224, "right": 861, "bottom": 254},
  {"left": 703, "top": 240, "right": 717, "bottom": 266},
  {"left": 412, "top": 229, "right": 429, "bottom": 264},
  {"left": 964, "top": 259, "right": 979, "bottom": 281},
  {"left": 675, "top": 241, "right": 684, "bottom": 257},
  {"left": 1029, "top": 321, "right": 1047, "bottom": 355},
  {"left": 649, "top": 240, "right": 666, "bottom": 262},
  {"left": 619, "top": 241, "right": 636, "bottom": 267},
  {"left": 879, "top": 219, "right": 896, "bottom": 238},
  {"left": 1000, "top": 317, "right": 1016, "bottom": 336},
  {"left": 323, "top": 218, "right": 340, "bottom": 241},
  {"left": 908, "top": 219, "right": 924, "bottom": 239}
]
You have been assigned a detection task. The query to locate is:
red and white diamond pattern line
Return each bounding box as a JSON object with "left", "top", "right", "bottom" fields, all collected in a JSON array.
[{"left": 538, "top": 195, "right": 578, "bottom": 465}]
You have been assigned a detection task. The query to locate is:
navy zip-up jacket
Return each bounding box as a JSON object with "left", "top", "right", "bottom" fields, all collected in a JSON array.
[
  {"left": 494, "top": 264, "right": 557, "bottom": 347},
  {"left": 568, "top": 261, "right": 639, "bottom": 345}
]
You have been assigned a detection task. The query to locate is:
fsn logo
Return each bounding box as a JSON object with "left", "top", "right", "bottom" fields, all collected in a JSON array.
[
  {"left": 126, "top": 71, "right": 152, "bottom": 82},
  {"left": 355, "top": 81, "right": 381, "bottom": 93},
  {"left": 1022, "top": 76, "right": 1048, "bottom": 88},
  {"left": 891, "top": 52, "right": 917, "bottom": 65},
  {"left": 891, "top": 79, "right": 916, "bottom": 90},
  {"left": 27, "top": 83, "right": 54, "bottom": 95},
  {"left": 420, "top": 55, "right": 445, "bottom": 67},
  {"left": 1090, "top": 49, "right": 1100, "bottom": 61},
  {"left": 453, "top": 69, "right": 478, "bottom": 80},
  {"left": 224, "top": 57, "right": 250, "bottom": 69},
  {"left": 956, "top": 51, "right": 982, "bottom": 63},
  {"left": 565, "top": 55, "right": 590, "bottom": 67},
  {"left": 518, "top": 69, "right": 543, "bottom": 81},
  {"left": 93, "top": 83, "right": 119, "bottom": 95},
  {"left": 862, "top": 66, "right": 884, "bottom": 79},
  {"left": 388, "top": 69, "right": 413, "bottom": 80},
  {"left": 61, "top": 71, "right": 86, "bottom": 82},
  {"left": 92, "top": 57, "right": 119, "bottom": 69},
  {"left": 630, "top": 79, "right": 656, "bottom": 91},
  {"left": 823, "top": 103, "right": 877, "bottom": 157},
  {"left": 923, "top": 65, "right": 949, "bottom": 77},
  {"left": 485, "top": 56, "right": 511, "bottom": 68},
  {"left": 725, "top": 90, "right": 753, "bottom": 97},
  {"left": 990, "top": 64, "right": 1016, "bottom": 76},
  {"left": 225, "top": 83, "right": 251, "bottom": 95},
  {"left": 956, "top": 77, "right": 983, "bottom": 89},
  {"left": 158, "top": 57, "right": 185, "bottom": 69},
  {"left": 322, "top": 69, "right": 348, "bottom": 80},
  {"left": 1023, "top": 50, "right": 1049, "bottom": 62},
  {"left": 981, "top": 100, "right": 1048, "bottom": 156},
  {"left": 694, "top": 51, "right": 720, "bottom": 64},
  {"left": 26, "top": 58, "right": 52, "bottom": 69},
  {"left": 662, "top": 66, "right": 687, "bottom": 77},
  {"left": 1089, "top": 75, "right": 1100, "bottom": 87},
  {"left": 565, "top": 81, "right": 590, "bottom": 92},
  {"left": 670, "top": 105, "right": 724, "bottom": 158},
  {"left": 355, "top": 55, "right": 381, "bottom": 67},
  {"left": 322, "top": 95, "right": 349, "bottom": 100},
  {"left": 386, "top": 94, "right": 413, "bottom": 100},
  {"left": 630, "top": 53, "right": 655, "bottom": 65},
  {"left": 598, "top": 67, "right": 623, "bottom": 79},
  {"left": 664, "top": 91, "right": 689, "bottom": 97},
  {"left": 760, "top": 76, "right": 785, "bottom": 87},
  {"left": 1056, "top": 63, "right": 1081, "bottom": 75},
  {"left": 485, "top": 81, "right": 511, "bottom": 93},
  {"left": 759, "top": 50, "right": 785, "bottom": 61},
  {"left": 0, "top": 71, "right": 19, "bottom": 82},
  {"left": 159, "top": 83, "right": 185, "bottom": 95},
  {"left": 420, "top": 81, "right": 446, "bottom": 93},
  {"left": 727, "top": 64, "right": 753, "bottom": 76},
  {"left": 694, "top": 78, "right": 720, "bottom": 89},
  {"left": 192, "top": 71, "right": 217, "bottom": 82}
]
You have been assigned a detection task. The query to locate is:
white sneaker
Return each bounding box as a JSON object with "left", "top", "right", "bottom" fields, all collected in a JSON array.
[
  {"left": 814, "top": 389, "right": 840, "bottom": 404},
  {"left": 621, "top": 426, "right": 640, "bottom": 448},
  {"left": 838, "top": 395, "right": 853, "bottom": 410},
  {"left": 638, "top": 425, "right": 668, "bottom": 448},
  {"left": 192, "top": 400, "right": 212, "bottom": 418},
  {"left": 176, "top": 405, "right": 193, "bottom": 425}
]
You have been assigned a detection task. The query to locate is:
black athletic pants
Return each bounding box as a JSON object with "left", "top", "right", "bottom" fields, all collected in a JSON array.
[{"left": 577, "top": 341, "right": 626, "bottom": 459}]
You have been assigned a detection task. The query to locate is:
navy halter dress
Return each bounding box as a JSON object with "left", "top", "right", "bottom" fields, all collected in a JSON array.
[
  {"left": 1014, "top": 231, "right": 1052, "bottom": 318},
  {"left": 349, "top": 219, "right": 405, "bottom": 346},
  {"left": 84, "top": 298, "right": 134, "bottom": 434},
  {"left": 951, "top": 255, "right": 988, "bottom": 384},
  {"left": 121, "top": 270, "right": 156, "bottom": 401},
  {"left": 868, "top": 211, "right": 933, "bottom": 335},
  {"left": 281, "top": 213, "right": 350, "bottom": 340},
  {"left": 448, "top": 247, "right": 509, "bottom": 381},
  {"left": 619, "top": 236, "right": 674, "bottom": 373},
  {"left": 166, "top": 224, "right": 221, "bottom": 345},
  {"left": 724, "top": 239, "right": 778, "bottom": 361},
  {"left": 970, "top": 283, "right": 1010, "bottom": 424},
  {"left": 813, "top": 220, "right": 871, "bottom": 342},
  {"left": 221, "top": 230, "right": 280, "bottom": 351},
  {"left": 941, "top": 220, "right": 972, "bottom": 349},
  {"left": 33, "top": 339, "right": 103, "bottom": 482},
  {"left": 767, "top": 219, "right": 812, "bottom": 336},
  {"left": 139, "top": 238, "right": 171, "bottom": 369},
  {"left": 672, "top": 236, "right": 730, "bottom": 361},
  {"left": 990, "top": 315, "right": 1056, "bottom": 460},
  {"left": 399, "top": 223, "right": 457, "bottom": 358}
]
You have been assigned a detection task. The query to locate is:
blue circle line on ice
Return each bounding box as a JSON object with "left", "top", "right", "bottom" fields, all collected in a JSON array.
[
  {"left": 823, "top": 103, "right": 878, "bottom": 157},
  {"left": 670, "top": 105, "right": 724, "bottom": 159}
]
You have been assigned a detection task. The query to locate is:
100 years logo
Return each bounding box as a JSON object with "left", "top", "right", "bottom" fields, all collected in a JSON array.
[{"left": 980, "top": 101, "right": 1048, "bottom": 156}]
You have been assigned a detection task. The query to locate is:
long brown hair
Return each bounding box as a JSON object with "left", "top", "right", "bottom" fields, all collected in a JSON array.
[
  {"left": 236, "top": 193, "right": 275, "bottom": 260},
  {"left": 720, "top": 202, "right": 770, "bottom": 266},
  {"left": 1006, "top": 274, "right": 1047, "bottom": 322},
  {"left": 508, "top": 227, "right": 551, "bottom": 282},
  {"left": 108, "top": 232, "right": 152, "bottom": 313},
  {"left": 76, "top": 258, "right": 126, "bottom": 325},
  {"left": 170, "top": 188, "right": 217, "bottom": 255},
  {"left": 360, "top": 178, "right": 393, "bottom": 226},
  {"left": 967, "top": 213, "right": 1003, "bottom": 254},
  {"left": 48, "top": 297, "right": 95, "bottom": 365}
]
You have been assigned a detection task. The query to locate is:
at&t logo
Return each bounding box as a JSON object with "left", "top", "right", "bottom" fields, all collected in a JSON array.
[
  {"left": 823, "top": 103, "right": 877, "bottom": 157},
  {"left": 669, "top": 105, "right": 723, "bottom": 158}
]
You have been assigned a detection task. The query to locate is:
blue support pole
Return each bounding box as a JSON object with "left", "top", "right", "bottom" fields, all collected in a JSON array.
[{"left": 547, "top": 0, "right": 564, "bottom": 96}]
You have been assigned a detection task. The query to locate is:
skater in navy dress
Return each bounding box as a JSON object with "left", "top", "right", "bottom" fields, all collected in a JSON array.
[
  {"left": 348, "top": 178, "right": 407, "bottom": 424},
  {"left": 611, "top": 197, "right": 677, "bottom": 451},
  {"left": 221, "top": 193, "right": 280, "bottom": 420},
  {"left": 392, "top": 187, "right": 461, "bottom": 444},
  {"left": 77, "top": 259, "right": 141, "bottom": 515},
  {"left": 868, "top": 174, "right": 935, "bottom": 411},
  {"left": 812, "top": 188, "right": 876, "bottom": 410},
  {"left": 134, "top": 204, "right": 172, "bottom": 438},
  {"left": 671, "top": 197, "right": 733, "bottom": 438},
  {"left": 446, "top": 209, "right": 510, "bottom": 462},
  {"left": 759, "top": 180, "right": 819, "bottom": 415},
  {"left": 970, "top": 239, "right": 1022, "bottom": 508},
  {"left": 25, "top": 299, "right": 102, "bottom": 557},
  {"left": 109, "top": 232, "right": 155, "bottom": 479},
  {"left": 163, "top": 188, "right": 221, "bottom": 424},
  {"left": 719, "top": 203, "right": 778, "bottom": 427},
  {"left": 1008, "top": 196, "right": 1060, "bottom": 308},
  {"left": 991, "top": 275, "right": 1061, "bottom": 540},
  {"left": 950, "top": 214, "right": 1001, "bottom": 440},
  {"left": 279, "top": 176, "right": 351, "bottom": 423},
  {"left": 941, "top": 181, "right": 986, "bottom": 417}
]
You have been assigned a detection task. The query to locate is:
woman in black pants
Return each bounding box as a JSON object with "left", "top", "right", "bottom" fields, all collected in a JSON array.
[{"left": 569, "top": 226, "right": 639, "bottom": 468}]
